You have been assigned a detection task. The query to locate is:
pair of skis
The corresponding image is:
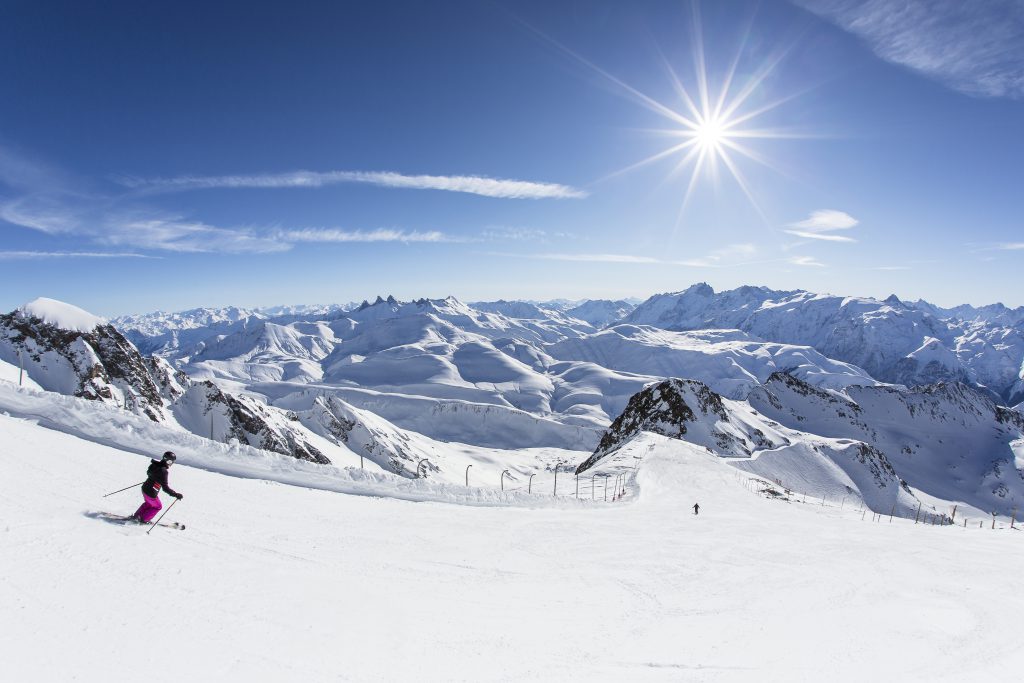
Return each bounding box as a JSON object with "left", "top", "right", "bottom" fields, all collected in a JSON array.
[
  {"left": 101, "top": 483, "right": 185, "bottom": 533},
  {"left": 88, "top": 511, "right": 186, "bottom": 531}
]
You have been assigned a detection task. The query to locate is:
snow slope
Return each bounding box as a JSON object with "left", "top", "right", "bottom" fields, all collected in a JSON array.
[
  {"left": 3, "top": 419, "right": 1022, "bottom": 681},
  {"left": 547, "top": 324, "right": 879, "bottom": 399}
]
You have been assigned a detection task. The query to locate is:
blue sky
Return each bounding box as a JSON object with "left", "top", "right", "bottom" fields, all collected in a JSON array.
[{"left": 1, "top": 0, "right": 1022, "bottom": 316}]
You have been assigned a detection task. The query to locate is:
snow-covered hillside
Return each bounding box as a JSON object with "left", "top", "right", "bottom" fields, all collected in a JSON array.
[
  {"left": 578, "top": 378, "right": 921, "bottom": 518},
  {"left": 3, "top": 414, "right": 1021, "bottom": 681},
  {"left": 748, "top": 372, "right": 1024, "bottom": 516}
]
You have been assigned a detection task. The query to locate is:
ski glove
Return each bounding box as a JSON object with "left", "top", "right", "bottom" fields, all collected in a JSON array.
[{"left": 174, "top": 492, "right": 184, "bottom": 500}]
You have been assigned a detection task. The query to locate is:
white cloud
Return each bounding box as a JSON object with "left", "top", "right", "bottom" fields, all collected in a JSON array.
[
  {"left": 0, "top": 195, "right": 84, "bottom": 234},
  {"left": 996, "top": 242, "right": 1024, "bottom": 250},
  {"left": 118, "top": 170, "right": 588, "bottom": 200},
  {"left": 789, "top": 255, "right": 826, "bottom": 267},
  {"left": 100, "top": 215, "right": 290, "bottom": 254},
  {"left": 789, "top": 209, "right": 858, "bottom": 232},
  {"left": 0, "top": 251, "right": 155, "bottom": 260},
  {"left": 279, "top": 228, "right": 461, "bottom": 244},
  {"left": 794, "top": 0, "right": 1024, "bottom": 99}
]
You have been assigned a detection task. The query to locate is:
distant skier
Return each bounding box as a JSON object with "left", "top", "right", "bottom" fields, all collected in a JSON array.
[
  {"left": 131, "top": 451, "right": 183, "bottom": 523},
  {"left": 693, "top": 502, "right": 700, "bottom": 516}
]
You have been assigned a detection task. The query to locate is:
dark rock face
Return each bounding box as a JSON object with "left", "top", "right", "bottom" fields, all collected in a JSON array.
[
  {"left": 198, "top": 382, "right": 329, "bottom": 464},
  {"left": 577, "top": 378, "right": 727, "bottom": 473},
  {"left": 1, "top": 311, "right": 166, "bottom": 420},
  {"left": 2, "top": 307, "right": 330, "bottom": 464},
  {"left": 852, "top": 443, "right": 910, "bottom": 493}
]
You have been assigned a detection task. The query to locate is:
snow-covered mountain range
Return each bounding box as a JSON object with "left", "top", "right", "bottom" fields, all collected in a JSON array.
[
  {"left": 624, "top": 283, "right": 1024, "bottom": 403},
  {"left": 5, "top": 283, "right": 1024, "bottom": 519}
]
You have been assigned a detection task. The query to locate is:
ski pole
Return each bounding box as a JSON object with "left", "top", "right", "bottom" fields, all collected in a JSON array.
[
  {"left": 103, "top": 481, "right": 146, "bottom": 498},
  {"left": 147, "top": 498, "right": 179, "bottom": 535}
]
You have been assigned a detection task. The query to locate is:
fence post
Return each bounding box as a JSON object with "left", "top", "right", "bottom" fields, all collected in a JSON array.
[
  {"left": 861, "top": 508, "right": 866, "bottom": 521},
  {"left": 501, "top": 469, "right": 510, "bottom": 491},
  {"left": 915, "top": 502, "right": 922, "bottom": 524},
  {"left": 591, "top": 475, "right": 596, "bottom": 500},
  {"left": 841, "top": 495, "right": 847, "bottom": 510},
  {"left": 417, "top": 458, "right": 428, "bottom": 478},
  {"left": 991, "top": 513, "right": 997, "bottom": 530},
  {"left": 18, "top": 348, "right": 24, "bottom": 386},
  {"left": 528, "top": 473, "right": 536, "bottom": 494},
  {"left": 465, "top": 464, "right": 472, "bottom": 487},
  {"left": 1011, "top": 508, "right": 1017, "bottom": 530},
  {"left": 889, "top": 504, "right": 895, "bottom": 523},
  {"left": 552, "top": 463, "right": 559, "bottom": 496},
  {"left": 950, "top": 505, "right": 957, "bottom": 524},
  {"left": 575, "top": 474, "right": 579, "bottom": 499}
]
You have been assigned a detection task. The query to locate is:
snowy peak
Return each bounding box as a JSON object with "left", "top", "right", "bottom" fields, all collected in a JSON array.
[
  {"left": 19, "top": 297, "right": 105, "bottom": 332},
  {"left": 563, "top": 299, "right": 636, "bottom": 327}
]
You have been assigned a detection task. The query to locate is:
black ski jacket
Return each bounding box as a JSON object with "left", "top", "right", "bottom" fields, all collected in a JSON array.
[{"left": 142, "top": 460, "right": 180, "bottom": 498}]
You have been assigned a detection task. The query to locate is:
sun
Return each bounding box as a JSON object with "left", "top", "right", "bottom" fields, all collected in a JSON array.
[{"left": 692, "top": 115, "right": 729, "bottom": 151}]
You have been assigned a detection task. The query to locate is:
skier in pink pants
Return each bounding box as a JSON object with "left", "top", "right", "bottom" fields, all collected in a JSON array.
[{"left": 132, "top": 451, "right": 183, "bottom": 523}]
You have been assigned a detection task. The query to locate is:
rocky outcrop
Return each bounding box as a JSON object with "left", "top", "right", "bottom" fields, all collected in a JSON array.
[
  {"left": 2, "top": 301, "right": 331, "bottom": 464},
  {"left": 576, "top": 378, "right": 787, "bottom": 473}
]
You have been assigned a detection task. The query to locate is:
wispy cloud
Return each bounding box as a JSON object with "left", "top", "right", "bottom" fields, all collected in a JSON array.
[
  {"left": 0, "top": 250, "right": 156, "bottom": 260},
  {"left": 788, "top": 255, "right": 826, "bottom": 267},
  {"left": 480, "top": 226, "right": 575, "bottom": 242},
  {"left": 100, "top": 215, "right": 290, "bottom": 254},
  {"left": 969, "top": 242, "right": 1024, "bottom": 253},
  {"left": 678, "top": 243, "right": 758, "bottom": 267},
  {"left": 279, "top": 228, "right": 462, "bottom": 244},
  {"left": 497, "top": 243, "right": 765, "bottom": 268},
  {"left": 784, "top": 209, "right": 858, "bottom": 242},
  {"left": 530, "top": 253, "right": 664, "bottom": 264},
  {"left": 784, "top": 229, "right": 856, "bottom": 243},
  {"left": 794, "top": 0, "right": 1024, "bottom": 99},
  {"left": 117, "top": 170, "right": 588, "bottom": 200}
]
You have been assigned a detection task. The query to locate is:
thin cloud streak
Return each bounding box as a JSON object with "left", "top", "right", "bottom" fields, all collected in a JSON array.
[
  {"left": 0, "top": 250, "right": 156, "bottom": 260},
  {"left": 494, "top": 244, "right": 815, "bottom": 269},
  {"left": 783, "top": 229, "right": 857, "bottom": 243},
  {"left": 788, "top": 255, "right": 826, "bottom": 267},
  {"left": 794, "top": 0, "right": 1024, "bottom": 99},
  {"left": 117, "top": 170, "right": 588, "bottom": 200},
  {"left": 280, "top": 228, "right": 462, "bottom": 244}
]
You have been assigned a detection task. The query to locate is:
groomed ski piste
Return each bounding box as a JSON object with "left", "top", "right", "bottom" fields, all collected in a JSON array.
[{"left": 3, "top": 393, "right": 1023, "bottom": 681}]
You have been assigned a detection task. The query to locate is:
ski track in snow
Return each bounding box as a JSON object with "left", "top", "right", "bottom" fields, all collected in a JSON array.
[{"left": 2, "top": 414, "right": 1022, "bottom": 681}]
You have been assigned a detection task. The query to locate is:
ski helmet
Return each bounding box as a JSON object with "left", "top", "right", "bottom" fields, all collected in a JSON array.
[{"left": 162, "top": 451, "right": 177, "bottom": 462}]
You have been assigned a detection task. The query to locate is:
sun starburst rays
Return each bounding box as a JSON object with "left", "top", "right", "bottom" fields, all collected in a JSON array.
[
  {"left": 519, "top": 4, "right": 806, "bottom": 220},
  {"left": 596, "top": 9, "right": 807, "bottom": 222}
]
